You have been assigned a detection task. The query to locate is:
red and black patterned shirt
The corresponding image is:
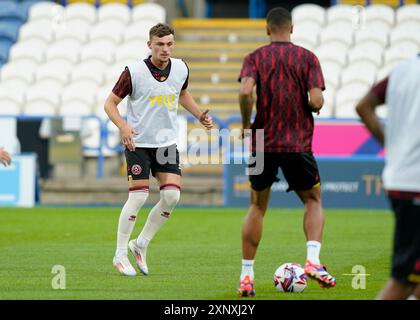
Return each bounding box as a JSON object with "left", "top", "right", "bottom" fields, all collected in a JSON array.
[
  {"left": 113, "top": 56, "right": 189, "bottom": 99},
  {"left": 239, "top": 42, "right": 325, "bottom": 152}
]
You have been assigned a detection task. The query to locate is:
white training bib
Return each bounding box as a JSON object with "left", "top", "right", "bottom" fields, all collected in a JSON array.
[
  {"left": 383, "top": 55, "right": 420, "bottom": 192},
  {"left": 126, "top": 58, "right": 188, "bottom": 148}
]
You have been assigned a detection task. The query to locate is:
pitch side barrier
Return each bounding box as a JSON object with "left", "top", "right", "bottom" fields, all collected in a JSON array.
[{"left": 221, "top": 116, "right": 388, "bottom": 209}]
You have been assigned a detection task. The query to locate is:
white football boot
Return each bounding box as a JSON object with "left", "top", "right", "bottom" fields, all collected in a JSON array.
[
  {"left": 128, "top": 239, "right": 149, "bottom": 275},
  {"left": 113, "top": 255, "right": 136, "bottom": 277}
]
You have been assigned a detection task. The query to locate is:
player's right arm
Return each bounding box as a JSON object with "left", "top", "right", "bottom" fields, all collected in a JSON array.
[
  {"left": 239, "top": 52, "right": 257, "bottom": 138},
  {"left": 239, "top": 76, "right": 256, "bottom": 135},
  {"left": 104, "top": 92, "right": 137, "bottom": 152},
  {"left": 104, "top": 68, "right": 137, "bottom": 152}
]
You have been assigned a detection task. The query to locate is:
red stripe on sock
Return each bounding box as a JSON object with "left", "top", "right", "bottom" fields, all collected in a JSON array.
[
  {"left": 160, "top": 184, "right": 181, "bottom": 190},
  {"left": 129, "top": 186, "right": 149, "bottom": 192}
]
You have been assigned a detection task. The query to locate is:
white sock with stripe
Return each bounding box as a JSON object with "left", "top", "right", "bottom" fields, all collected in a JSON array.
[
  {"left": 137, "top": 184, "right": 181, "bottom": 247},
  {"left": 115, "top": 187, "right": 149, "bottom": 257}
]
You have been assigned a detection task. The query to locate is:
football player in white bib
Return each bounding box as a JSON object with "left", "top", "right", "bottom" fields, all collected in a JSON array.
[{"left": 105, "top": 23, "right": 213, "bottom": 276}]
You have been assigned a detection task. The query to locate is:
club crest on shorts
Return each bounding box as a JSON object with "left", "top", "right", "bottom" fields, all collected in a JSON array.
[{"left": 131, "top": 164, "right": 142, "bottom": 175}]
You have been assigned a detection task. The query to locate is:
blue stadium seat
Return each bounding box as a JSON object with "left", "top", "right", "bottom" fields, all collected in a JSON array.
[
  {"left": 19, "top": 0, "right": 53, "bottom": 13},
  {"left": 0, "top": 39, "right": 13, "bottom": 64},
  {"left": 0, "top": 2, "right": 28, "bottom": 23},
  {"left": 0, "top": 22, "right": 20, "bottom": 43}
]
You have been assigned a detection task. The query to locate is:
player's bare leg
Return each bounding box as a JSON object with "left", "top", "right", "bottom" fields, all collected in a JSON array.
[
  {"left": 296, "top": 185, "right": 336, "bottom": 288},
  {"left": 377, "top": 278, "right": 415, "bottom": 300},
  {"left": 114, "top": 179, "right": 149, "bottom": 276},
  {"left": 238, "top": 187, "right": 271, "bottom": 297},
  {"left": 131, "top": 172, "right": 181, "bottom": 275},
  {"left": 296, "top": 185, "right": 324, "bottom": 242}
]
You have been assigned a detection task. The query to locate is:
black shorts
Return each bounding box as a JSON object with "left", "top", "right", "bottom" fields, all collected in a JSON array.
[
  {"left": 389, "top": 197, "right": 420, "bottom": 284},
  {"left": 125, "top": 144, "right": 181, "bottom": 181},
  {"left": 248, "top": 152, "right": 320, "bottom": 192}
]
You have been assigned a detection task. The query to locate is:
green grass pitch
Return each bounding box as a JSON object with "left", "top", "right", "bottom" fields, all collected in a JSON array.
[{"left": 0, "top": 207, "right": 393, "bottom": 300}]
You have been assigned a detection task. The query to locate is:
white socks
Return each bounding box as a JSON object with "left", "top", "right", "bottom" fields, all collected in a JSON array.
[
  {"left": 137, "top": 185, "right": 181, "bottom": 247},
  {"left": 115, "top": 187, "right": 149, "bottom": 257},
  {"left": 306, "top": 240, "right": 321, "bottom": 265},
  {"left": 240, "top": 259, "right": 255, "bottom": 280}
]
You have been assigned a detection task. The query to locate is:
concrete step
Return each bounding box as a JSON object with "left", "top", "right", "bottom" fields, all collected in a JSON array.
[
  {"left": 189, "top": 83, "right": 239, "bottom": 92},
  {"left": 191, "top": 91, "right": 238, "bottom": 104},
  {"left": 188, "top": 61, "right": 242, "bottom": 72},
  {"left": 189, "top": 70, "right": 240, "bottom": 83},
  {"left": 175, "top": 41, "right": 265, "bottom": 52},
  {"left": 176, "top": 50, "right": 247, "bottom": 63},
  {"left": 173, "top": 18, "right": 265, "bottom": 30},
  {"left": 41, "top": 174, "right": 223, "bottom": 206}
]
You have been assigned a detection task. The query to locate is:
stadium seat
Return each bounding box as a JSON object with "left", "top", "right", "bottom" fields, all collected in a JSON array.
[
  {"left": 316, "top": 43, "right": 348, "bottom": 68},
  {"left": 54, "top": 25, "right": 89, "bottom": 45},
  {"left": 27, "top": 1, "right": 63, "bottom": 22},
  {"left": 390, "top": 25, "right": 420, "bottom": 48},
  {"left": 8, "top": 41, "right": 44, "bottom": 64},
  {"left": 24, "top": 83, "right": 61, "bottom": 116},
  {"left": 98, "top": 3, "right": 131, "bottom": 25},
  {"left": 0, "top": 39, "right": 12, "bottom": 64},
  {"left": 340, "top": 63, "right": 377, "bottom": 87},
  {"left": 354, "top": 29, "right": 388, "bottom": 50},
  {"left": 114, "top": 42, "right": 150, "bottom": 65},
  {"left": 104, "top": 65, "right": 123, "bottom": 86},
  {"left": 0, "top": 22, "right": 20, "bottom": 44},
  {"left": 291, "top": 25, "right": 319, "bottom": 50},
  {"left": 18, "top": 21, "right": 55, "bottom": 44},
  {"left": 0, "top": 84, "right": 24, "bottom": 115},
  {"left": 89, "top": 21, "right": 124, "bottom": 46},
  {"left": 80, "top": 42, "right": 115, "bottom": 65},
  {"left": 383, "top": 42, "right": 419, "bottom": 68},
  {"left": 71, "top": 61, "right": 105, "bottom": 86},
  {"left": 326, "top": 4, "right": 354, "bottom": 26},
  {"left": 0, "top": 61, "right": 35, "bottom": 85},
  {"left": 365, "top": 5, "right": 395, "bottom": 31},
  {"left": 348, "top": 46, "right": 383, "bottom": 68},
  {"left": 335, "top": 83, "right": 371, "bottom": 119},
  {"left": 124, "top": 21, "right": 154, "bottom": 43},
  {"left": 319, "top": 24, "right": 354, "bottom": 48},
  {"left": 291, "top": 4, "right": 325, "bottom": 28},
  {"left": 132, "top": 3, "right": 166, "bottom": 24},
  {"left": 376, "top": 64, "right": 393, "bottom": 81},
  {"left": 396, "top": 4, "right": 420, "bottom": 27},
  {"left": 35, "top": 62, "right": 70, "bottom": 87},
  {"left": 318, "top": 88, "right": 334, "bottom": 118},
  {"left": 60, "top": 84, "right": 96, "bottom": 116},
  {"left": 64, "top": 2, "right": 97, "bottom": 25},
  {"left": 322, "top": 62, "right": 342, "bottom": 90},
  {"left": 292, "top": 20, "right": 323, "bottom": 35},
  {"left": 0, "top": 2, "right": 27, "bottom": 24},
  {"left": 45, "top": 42, "right": 81, "bottom": 65}
]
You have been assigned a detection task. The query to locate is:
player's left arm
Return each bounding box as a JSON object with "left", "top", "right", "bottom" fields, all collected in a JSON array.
[
  {"left": 355, "top": 91, "right": 385, "bottom": 146},
  {"left": 179, "top": 89, "right": 213, "bottom": 130}
]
